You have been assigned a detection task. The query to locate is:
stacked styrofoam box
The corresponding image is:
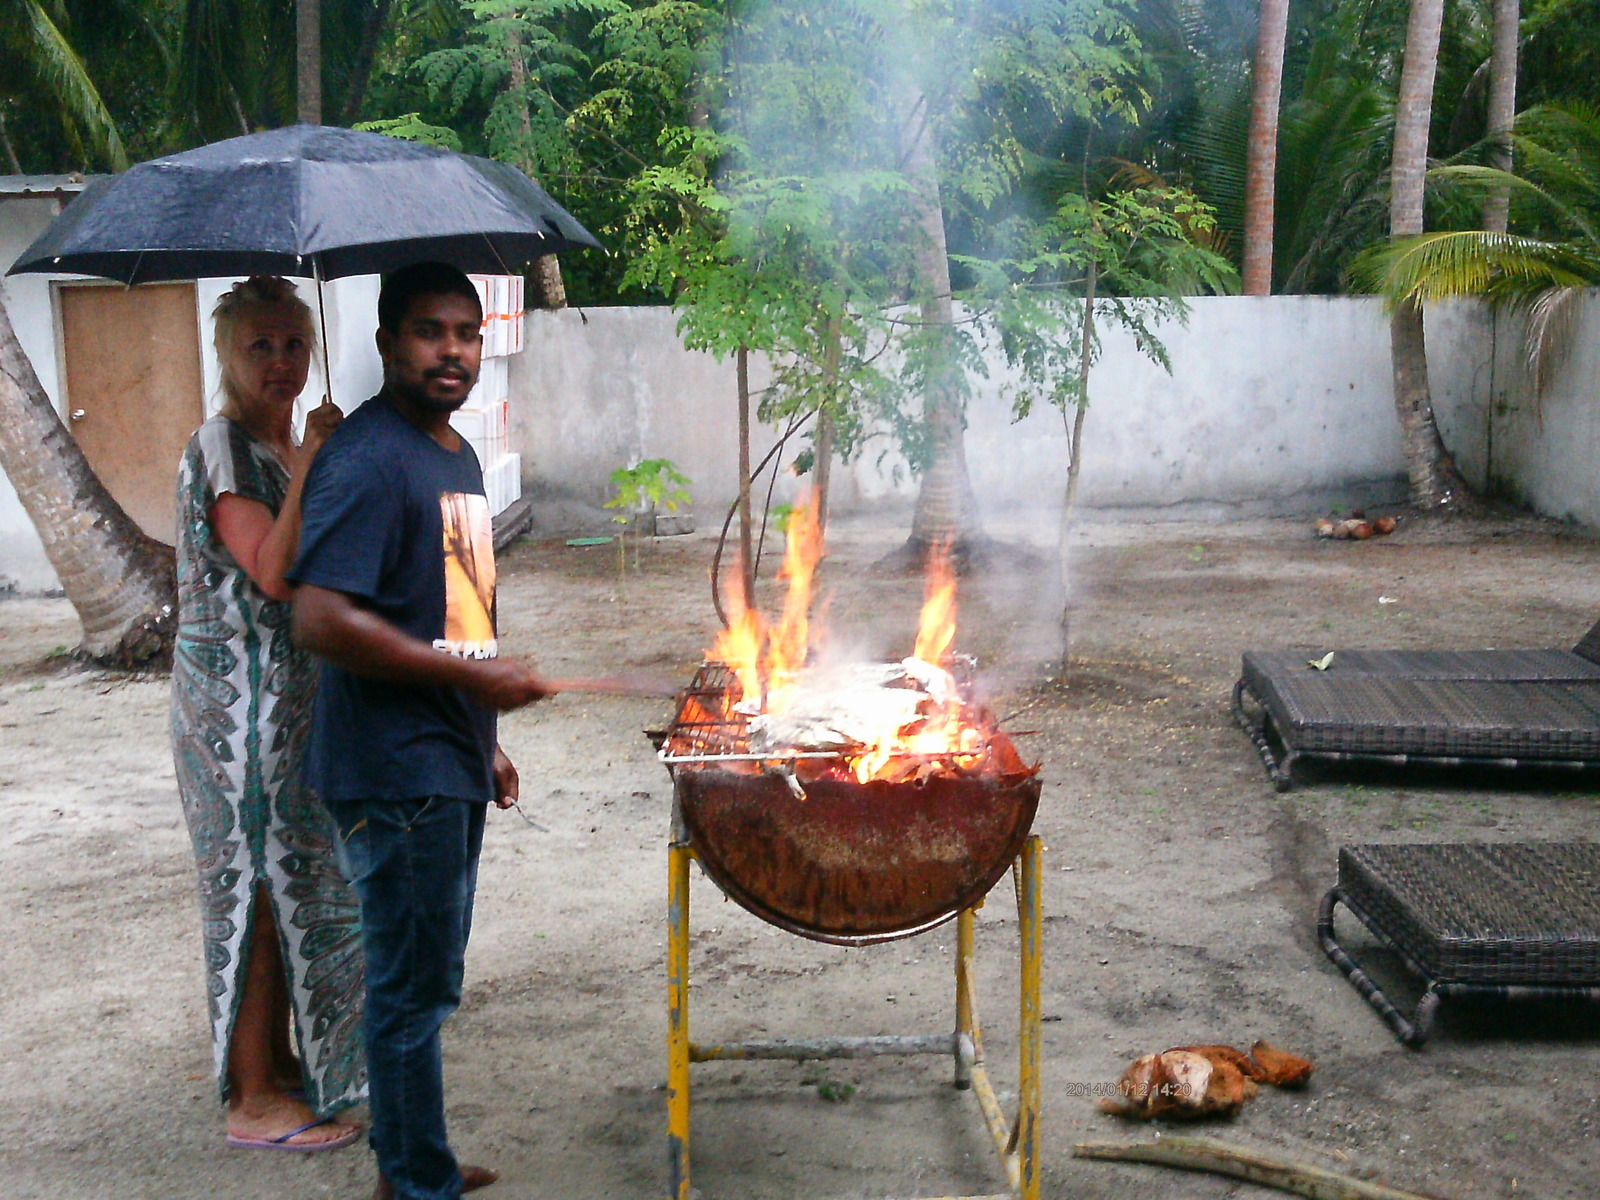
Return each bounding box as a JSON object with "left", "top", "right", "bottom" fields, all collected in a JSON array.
[
  {"left": 483, "top": 453, "right": 522, "bottom": 516},
  {"left": 452, "top": 360, "right": 509, "bottom": 460},
  {"left": 451, "top": 286, "right": 522, "bottom": 515},
  {"left": 468, "top": 275, "right": 526, "bottom": 359}
]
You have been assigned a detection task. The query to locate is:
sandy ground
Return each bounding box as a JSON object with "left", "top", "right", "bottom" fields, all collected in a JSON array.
[{"left": 4, "top": 511, "right": 1600, "bottom": 1200}]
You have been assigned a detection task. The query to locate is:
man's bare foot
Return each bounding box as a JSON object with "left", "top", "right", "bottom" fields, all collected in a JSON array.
[
  {"left": 371, "top": 1164, "right": 498, "bottom": 1199},
  {"left": 227, "top": 1091, "right": 360, "bottom": 1149}
]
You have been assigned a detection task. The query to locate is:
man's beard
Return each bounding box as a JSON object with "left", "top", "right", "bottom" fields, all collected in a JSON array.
[{"left": 393, "top": 369, "right": 476, "bottom": 413}]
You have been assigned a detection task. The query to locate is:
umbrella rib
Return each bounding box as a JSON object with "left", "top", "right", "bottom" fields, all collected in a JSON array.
[{"left": 482, "top": 233, "right": 514, "bottom": 277}]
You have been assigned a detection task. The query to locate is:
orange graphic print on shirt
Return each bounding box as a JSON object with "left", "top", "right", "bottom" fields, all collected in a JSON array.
[{"left": 436, "top": 492, "right": 497, "bottom": 659}]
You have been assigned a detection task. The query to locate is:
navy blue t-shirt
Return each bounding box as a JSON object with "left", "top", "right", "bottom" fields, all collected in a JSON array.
[{"left": 290, "top": 394, "right": 499, "bottom": 804}]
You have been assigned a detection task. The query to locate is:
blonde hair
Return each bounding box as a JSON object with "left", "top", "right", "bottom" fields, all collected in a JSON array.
[{"left": 212, "top": 276, "right": 317, "bottom": 419}]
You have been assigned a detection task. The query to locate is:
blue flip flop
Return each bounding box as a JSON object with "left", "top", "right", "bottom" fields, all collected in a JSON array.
[{"left": 227, "top": 1116, "right": 362, "bottom": 1152}]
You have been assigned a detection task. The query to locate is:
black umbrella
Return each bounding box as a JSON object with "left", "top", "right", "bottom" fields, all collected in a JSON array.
[{"left": 6, "top": 123, "right": 602, "bottom": 285}]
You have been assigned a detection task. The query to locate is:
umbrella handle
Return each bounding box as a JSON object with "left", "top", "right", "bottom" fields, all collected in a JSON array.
[{"left": 314, "top": 265, "right": 333, "bottom": 407}]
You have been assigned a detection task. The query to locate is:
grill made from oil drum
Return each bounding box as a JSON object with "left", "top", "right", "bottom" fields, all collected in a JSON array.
[
  {"left": 655, "top": 659, "right": 1045, "bottom": 1200},
  {"left": 659, "top": 661, "right": 1041, "bottom": 944}
]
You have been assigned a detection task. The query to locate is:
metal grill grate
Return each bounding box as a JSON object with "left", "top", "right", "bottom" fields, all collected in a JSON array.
[{"left": 660, "top": 661, "right": 754, "bottom": 760}]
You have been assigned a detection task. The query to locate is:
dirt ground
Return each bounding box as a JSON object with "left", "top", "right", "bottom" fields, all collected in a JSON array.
[{"left": 5, "top": 511, "right": 1600, "bottom": 1200}]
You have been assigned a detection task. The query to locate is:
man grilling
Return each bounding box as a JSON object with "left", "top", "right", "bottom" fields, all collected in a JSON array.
[{"left": 290, "top": 261, "right": 551, "bottom": 1200}]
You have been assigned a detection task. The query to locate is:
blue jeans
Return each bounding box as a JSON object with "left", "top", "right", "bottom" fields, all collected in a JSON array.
[{"left": 330, "top": 797, "right": 486, "bottom": 1200}]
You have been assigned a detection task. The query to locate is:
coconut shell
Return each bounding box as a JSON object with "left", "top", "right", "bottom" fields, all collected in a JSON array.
[
  {"left": 1101, "top": 1042, "right": 1316, "bottom": 1121},
  {"left": 1173, "top": 1044, "right": 1265, "bottom": 1079},
  {"left": 1250, "top": 1040, "right": 1315, "bottom": 1087}
]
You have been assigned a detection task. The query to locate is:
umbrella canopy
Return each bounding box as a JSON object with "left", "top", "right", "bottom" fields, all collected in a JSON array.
[{"left": 7, "top": 124, "right": 602, "bottom": 284}]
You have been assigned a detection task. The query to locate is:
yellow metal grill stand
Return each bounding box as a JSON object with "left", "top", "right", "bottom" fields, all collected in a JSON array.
[{"left": 666, "top": 835, "right": 1043, "bottom": 1200}]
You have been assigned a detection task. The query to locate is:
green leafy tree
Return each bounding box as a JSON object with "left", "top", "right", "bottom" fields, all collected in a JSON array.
[{"left": 377, "top": 0, "right": 717, "bottom": 304}]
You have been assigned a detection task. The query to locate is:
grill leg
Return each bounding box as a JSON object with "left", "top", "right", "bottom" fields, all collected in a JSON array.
[
  {"left": 1317, "top": 887, "right": 1432, "bottom": 1048},
  {"left": 668, "top": 841, "right": 692, "bottom": 1198},
  {"left": 954, "top": 909, "right": 974, "bottom": 1090},
  {"left": 1016, "top": 835, "right": 1042, "bottom": 1200}
]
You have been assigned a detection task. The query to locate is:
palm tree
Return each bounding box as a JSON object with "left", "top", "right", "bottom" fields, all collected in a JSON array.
[
  {"left": 1354, "top": 103, "right": 1600, "bottom": 393},
  {"left": 1481, "top": 0, "right": 1519, "bottom": 232},
  {"left": 0, "top": 0, "right": 171, "bottom": 172},
  {"left": 298, "top": 0, "right": 322, "bottom": 123},
  {"left": 1242, "top": 0, "right": 1291, "bottom": 293},
  {"left": 0, "top": 299, "right": 175, "bottom": 663},
  {"left": 174, "top": 0, "right": 407, "bottom": 143},
  {"left": 1385, "top": 0, "right": 1479, "bottom": 513}
]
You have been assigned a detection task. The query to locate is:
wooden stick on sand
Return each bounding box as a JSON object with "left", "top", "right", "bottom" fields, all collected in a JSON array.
[{"left": 1072, "top": 1136, "right": 1447, "bottom": 1200}]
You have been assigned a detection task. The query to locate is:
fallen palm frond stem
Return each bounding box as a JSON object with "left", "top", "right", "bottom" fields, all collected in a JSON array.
[{"left": 1072, "top": 1135, "right": 1445, "bottom": 1200}]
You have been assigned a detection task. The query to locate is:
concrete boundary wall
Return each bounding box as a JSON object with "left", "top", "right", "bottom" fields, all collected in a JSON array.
[
  {"left": 4, "top": 285, "right": 1591, "bottom": 593},
  {"left": 1472, "top": 292, "right": 1600, "bottom": 527},
  {"left": 514, "top": 296, "right": 1498, "bottom": 525}
]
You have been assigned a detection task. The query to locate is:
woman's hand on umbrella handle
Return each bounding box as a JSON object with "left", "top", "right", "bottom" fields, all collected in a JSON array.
[{"left": 298, "top": 398, "right": 344, "bottom": 465}]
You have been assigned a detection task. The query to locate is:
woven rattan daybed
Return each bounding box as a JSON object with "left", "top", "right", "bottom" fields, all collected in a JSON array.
[
  {"left": 1233, "top": 621, "right": 1600, "bottom": 791},
  {"left": 1321, "top": 843, "right": 1600, "bottom": 1045}
]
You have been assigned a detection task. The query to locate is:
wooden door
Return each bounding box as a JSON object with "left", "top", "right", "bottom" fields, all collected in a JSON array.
[{"left": 58, "top": 282, "right": 203, "bottom": 546}]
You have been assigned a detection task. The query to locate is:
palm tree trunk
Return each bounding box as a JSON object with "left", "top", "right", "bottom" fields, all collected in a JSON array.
[
  {"left": 1388, "top": 0, "right": 1478, "bottom": 513},
  {"left": 0, "top": 109, "right": 22, "bottom": 173},
  {"left": 1481, "top": 0, "right": 1519, "bottom": 233},
  {"left": 898, "top": 84, "right": 983, "bottom": 559},
  {"left": 1242, "top": 0, "right": 1291, "bottom": 294},
  {"left": 335, "top": 0, "right": 395, "bottom": 126},
  {"left": 1391, "top": 0, "right": 1442, "bottom": 242},
  {"left": 297, "top": 0, "right": 321, "bottom": 124},
  {"left": 0, "top": 298, "right": 175, "bottom": 664}
]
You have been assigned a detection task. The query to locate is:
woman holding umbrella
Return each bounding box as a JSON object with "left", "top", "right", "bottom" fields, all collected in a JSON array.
[{"left": 170, "top": 276, "right": 365, "bottom": 1150}]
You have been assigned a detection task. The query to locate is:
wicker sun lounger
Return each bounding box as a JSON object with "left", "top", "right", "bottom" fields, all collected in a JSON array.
[
  {"left": 1320, "top": 843, "right": 1600, "bottom": 1046},
  {"left": 1232, "top": 621, "right": 1600, "bottom": 790}
]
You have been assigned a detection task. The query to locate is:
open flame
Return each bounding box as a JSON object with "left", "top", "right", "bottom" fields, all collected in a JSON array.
[{"left": 707, "top": 495, "right": 990, "bottom": 781}]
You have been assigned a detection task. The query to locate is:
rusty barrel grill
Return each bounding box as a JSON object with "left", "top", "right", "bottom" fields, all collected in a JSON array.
[{"left": 657, "top": 656, "right": 1044, "bottom": 1200}]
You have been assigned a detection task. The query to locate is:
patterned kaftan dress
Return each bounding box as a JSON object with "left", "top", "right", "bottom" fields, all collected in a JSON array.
[{"left": 171, "top": 415, "right": 365, "bottom": 1114}]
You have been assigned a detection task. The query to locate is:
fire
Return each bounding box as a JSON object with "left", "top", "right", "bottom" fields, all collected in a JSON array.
[
  {"left": 708, "top": 494, "right": 822, "bottom": 708},
  {"left": 913, "top": 540, "right": 957, "bottom": 665},
  {"left": 770, "top": 494, "right": 822, "bottom": 685},
  {"left": 707, "top": 499, "right": 990, "bottom": 782}
]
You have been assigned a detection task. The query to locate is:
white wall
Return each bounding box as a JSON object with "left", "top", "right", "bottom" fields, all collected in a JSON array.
[
  {"left": 0, "top": 197, "right": 71, "bottom": 591},
  {"left": 514, "top": 297, "right": 1496, "bottom": 524},
  {"left": 514, "top": 306, "right": 787, "bottom": 514},
  {"left": 3, "top": 261, "right": 1587, "bottom": 593},
  {"left": 1473, "top": 291, "right": 1600, "bottom": 526}
]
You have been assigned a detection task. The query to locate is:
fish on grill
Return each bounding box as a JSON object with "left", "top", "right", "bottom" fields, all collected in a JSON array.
[{"left": 741, "top": 659, "right": 956, "bottom": 754}]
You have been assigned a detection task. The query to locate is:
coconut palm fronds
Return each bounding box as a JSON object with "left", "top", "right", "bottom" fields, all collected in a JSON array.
[{"left": 1351, "top": 230, "right": 1599, "bottom": 308}]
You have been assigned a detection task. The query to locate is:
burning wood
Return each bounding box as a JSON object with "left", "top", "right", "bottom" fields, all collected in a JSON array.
[{"left": 684, "top": 495, "right": 996, "bottom": 783}]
